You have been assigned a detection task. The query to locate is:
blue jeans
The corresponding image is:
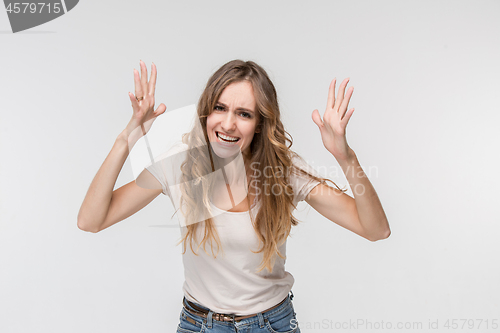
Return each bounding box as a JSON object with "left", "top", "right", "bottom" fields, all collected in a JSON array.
[{"left": 177, "top": 291, "right": 300, "bottom": 332}]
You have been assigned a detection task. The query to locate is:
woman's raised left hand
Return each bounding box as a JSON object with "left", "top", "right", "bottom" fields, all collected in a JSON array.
[{"left": 312, "top": 78, "right": 355, "bottom": 161}]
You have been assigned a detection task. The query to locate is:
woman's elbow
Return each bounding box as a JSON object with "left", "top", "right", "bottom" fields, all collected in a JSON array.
[
  {"left": 77, "top": 219, "right": 100, "bottom": 233},
  {"left": 377, "top": 228, "right": 391, "bottom": 241},
  {"left": 366, "top": 223, "right": 391, "bottom": 242}
]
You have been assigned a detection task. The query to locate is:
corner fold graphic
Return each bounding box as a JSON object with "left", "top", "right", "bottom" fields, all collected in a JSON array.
[
  {"left": 4, "top": 0, "right": 79, "bottom": 33},
  {"left": 64, "top": 0, "right": 78, "bottom": 12}
]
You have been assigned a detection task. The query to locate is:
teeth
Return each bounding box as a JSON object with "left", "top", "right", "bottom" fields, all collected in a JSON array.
[{"left": 217, "top": 132, "right": 239, "bottom": 142}]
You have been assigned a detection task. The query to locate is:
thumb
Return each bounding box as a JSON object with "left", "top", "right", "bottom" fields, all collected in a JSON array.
[
  {"left": 154, "top": 103, "right": 167, "bottom": 117},
  {"left": 311, "top": 109, "right": 324, "bottom": 129},
  {"left": 129, "top": 92, "right": 139, "bottom": 110}
]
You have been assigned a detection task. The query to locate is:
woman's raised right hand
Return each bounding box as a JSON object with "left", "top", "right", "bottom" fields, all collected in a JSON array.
[{"left": 123, "top": 60, "right": 167, "bottom": 146}]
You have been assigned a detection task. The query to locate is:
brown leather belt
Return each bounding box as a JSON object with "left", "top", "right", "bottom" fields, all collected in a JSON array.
[{"left": 183, "top": 296, "right": 288, "bottom": 322}]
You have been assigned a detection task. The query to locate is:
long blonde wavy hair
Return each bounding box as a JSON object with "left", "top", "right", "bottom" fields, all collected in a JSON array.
[{"left": 176, "top": 60, "right": 345, "bottom": 273}]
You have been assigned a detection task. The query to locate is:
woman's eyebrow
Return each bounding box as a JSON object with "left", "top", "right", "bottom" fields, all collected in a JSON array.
[{"left": 217, "top": 102, "right": 255, "bottom": 114}]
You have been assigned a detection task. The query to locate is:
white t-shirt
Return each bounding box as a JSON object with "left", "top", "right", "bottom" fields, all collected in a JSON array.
[{"left": 145, "top": 144, "right": 321, "bottom": 315}]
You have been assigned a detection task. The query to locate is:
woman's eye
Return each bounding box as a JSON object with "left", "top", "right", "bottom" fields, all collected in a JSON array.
[
  {"left": 214, "top": 105, "right": 225, "bottom": 111},
  {"left": 240, "top": 112, "right": 252, "bottom": 118}
]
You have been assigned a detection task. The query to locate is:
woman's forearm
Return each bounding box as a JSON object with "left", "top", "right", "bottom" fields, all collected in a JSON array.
[
  {"left": 337, "top": 148, "right": 390, "bottom": 240},
  {"left": 77, "top": 131, "right": 130, "bottom": 232}
]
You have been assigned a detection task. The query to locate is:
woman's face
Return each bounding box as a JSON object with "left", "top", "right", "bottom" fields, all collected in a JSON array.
[{"left": 206, "top": 80, "right": 259, "bottom": 160}]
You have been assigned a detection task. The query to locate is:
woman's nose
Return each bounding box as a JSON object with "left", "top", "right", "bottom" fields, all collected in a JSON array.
[{"left": 221, "top": 112, "right": 236, "bottom": 131}]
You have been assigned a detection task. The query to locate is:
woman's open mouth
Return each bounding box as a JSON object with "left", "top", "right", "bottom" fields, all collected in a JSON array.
[{"left": 216, "top": 131, "right": 240, "bottom": 143}]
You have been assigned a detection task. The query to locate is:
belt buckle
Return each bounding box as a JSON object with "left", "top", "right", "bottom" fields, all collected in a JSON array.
[{"left": 215, "top": 312, "right": 235, "bottom": 322}]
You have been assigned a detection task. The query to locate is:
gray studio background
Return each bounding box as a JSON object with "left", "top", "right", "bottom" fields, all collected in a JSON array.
[{"left": 1, "top": 1, "right": 499, "bottom": 332}]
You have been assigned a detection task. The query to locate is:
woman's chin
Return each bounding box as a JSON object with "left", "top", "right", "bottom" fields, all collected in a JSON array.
[{"left": 210, "top": 141, "right": 241, "bottom": 159}]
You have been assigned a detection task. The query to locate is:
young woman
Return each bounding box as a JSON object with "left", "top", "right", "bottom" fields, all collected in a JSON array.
[{"left": 78, "top": 60, "right": 390, "bottom": 333}]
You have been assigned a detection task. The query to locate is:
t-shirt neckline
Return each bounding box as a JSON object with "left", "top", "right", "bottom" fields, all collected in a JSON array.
[{"left": 209, "top": 198, "right": 260, "bottom": 215}]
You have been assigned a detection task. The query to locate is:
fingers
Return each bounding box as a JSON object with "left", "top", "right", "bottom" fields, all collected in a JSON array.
[
  {"left": 327, "top": 78, "right": 336, "bottom": 110},
  {"left": 341, "top": 108, "right": 355, "bottom": 124},
  {"left": 148, "top": 63, "right": 158, "bottom": 96},
  {"left": 140, "top": 60, "right": 148, "bottom": 96},
  {"left": 129, "top": 91, "right": 139, "bottom": 110},
  {"left": 134, "top": 69, "right": 143, "bottom": 101},
  {"left": 334, "top": 78, "right": 350, "bottom": 111},
  {"left": 131, "top": 62, "right": 165, "bottom": 123},
  {"left": 135, "top": 61, "right": 158, "bottom": 101},
  {"left": 339, "top": 86, "right": 354, "bottom": 119}
]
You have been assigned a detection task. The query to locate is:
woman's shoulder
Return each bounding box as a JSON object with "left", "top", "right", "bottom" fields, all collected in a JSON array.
[
  {"left": 288, "top": 151, "right": 321, "bottom": 178},
  {"left": 165, "top": 141, "right": 189, "bottom": 157},
  {"left": 285, "top": 151, "right": 323, "bottom": 204},
  {"left": 145, "top": 141, "right": 188, "bottom": 180}
]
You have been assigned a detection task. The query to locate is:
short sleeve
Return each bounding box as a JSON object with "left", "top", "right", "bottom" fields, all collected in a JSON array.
[
  {"left": 144, "top": 142, "right": 189, "bottom": 197},
  {"left": 145, "top": 160, "right": 169, "bottom": 196},
  {"left": 289, "top": 155, "right": 322, "bottom": 206}
]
